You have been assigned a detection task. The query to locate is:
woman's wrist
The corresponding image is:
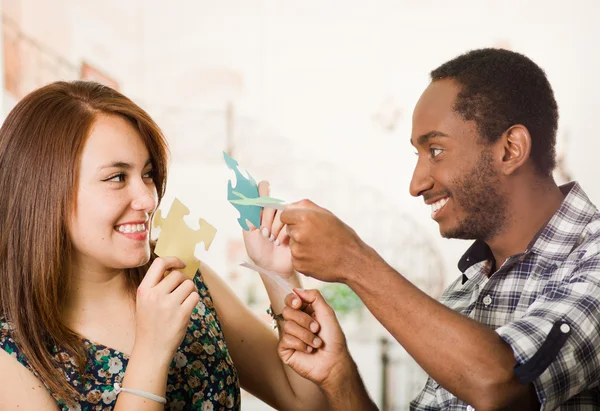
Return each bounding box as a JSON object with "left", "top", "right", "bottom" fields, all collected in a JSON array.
[
  {"left": 119, "top": 346, "right": 169, "bottom": 405},
  {"left": 259, "top": 271, "right": 301, "bottom": 314},
  {"left": 130, "top": 342, "right": 173, "bottom": 371}
]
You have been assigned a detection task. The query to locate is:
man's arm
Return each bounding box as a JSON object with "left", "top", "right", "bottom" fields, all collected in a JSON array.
[
  {"left": 281, "top": 201, "right": 535, "bottom": 408},
  {"left": 320, "top": 356, "right": 379, "bottom": 411},
  {"left": 346, "top": 252, "right": 537, "bottom": 410}
]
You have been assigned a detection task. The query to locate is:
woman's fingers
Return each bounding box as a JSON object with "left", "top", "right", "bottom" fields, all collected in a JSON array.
[
  {"left": 140, "top": 257, "right": 186, "bottom": 289},
  {"left": 170, "top": 278, "right": 198, "bottom": 304},
  {"left": 275, "top": 223, "right": 290, "bottom": 247},
  {"left": 271, "top": 210, "right": 285, "bottom": 241},
  {"left": 180, "top": 290, "right": 201, "bottom": 314},
  {"left": 258, "top": 180, "right": 276, "bottom": 240},
  {"left": 155, "top": 269, "right": 188, "bottom": 294}
]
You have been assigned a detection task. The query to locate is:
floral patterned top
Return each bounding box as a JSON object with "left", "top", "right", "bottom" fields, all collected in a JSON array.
[{"left": 0, "top": 271, "right": 241, "bottom": 411}]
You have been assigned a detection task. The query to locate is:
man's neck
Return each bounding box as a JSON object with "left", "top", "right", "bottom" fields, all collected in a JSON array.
[{"left": 486, "top": 178, "right": 566, "bottom": 270}]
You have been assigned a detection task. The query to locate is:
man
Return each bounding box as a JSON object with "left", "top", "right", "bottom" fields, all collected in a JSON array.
[{"left": 276, "top": 48, "right": 600, "bottom": 410}]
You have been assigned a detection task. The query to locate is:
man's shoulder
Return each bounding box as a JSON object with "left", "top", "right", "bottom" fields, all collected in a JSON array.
[{"left": 571, "top": 209, "right": 600, "bottom": 261}]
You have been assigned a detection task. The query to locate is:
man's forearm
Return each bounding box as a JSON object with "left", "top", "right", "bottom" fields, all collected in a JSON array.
[
  {"left": 320, "top": 358, "right": 378, "bottom": 411},
  {"left": 344, "top": 251, "right": 528, "bottom": 408}
]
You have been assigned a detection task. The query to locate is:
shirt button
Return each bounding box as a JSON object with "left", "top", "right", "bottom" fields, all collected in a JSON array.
[
  {"left": 560, "top": 323, "right": 571, "bottom": 334},
  {"left": 483, "top": 295, "right": 492, "bottom": 306},
  {"left": 467, "top": 406, "right": 475, "bottom": 411}
]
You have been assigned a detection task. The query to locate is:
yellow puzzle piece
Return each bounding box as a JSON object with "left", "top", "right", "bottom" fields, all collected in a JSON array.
[{"left": 153, "top": 197, "right": 217, "bottom": 279}]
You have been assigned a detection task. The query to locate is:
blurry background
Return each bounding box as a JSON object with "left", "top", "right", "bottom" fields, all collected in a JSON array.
[{"left": 1, "top": 0, "right": 598, "bottom": 409}]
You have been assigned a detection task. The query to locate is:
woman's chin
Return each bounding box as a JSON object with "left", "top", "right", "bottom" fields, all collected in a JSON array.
[{"left": 117, "top": 253, "right": 151, "bottom": 269}]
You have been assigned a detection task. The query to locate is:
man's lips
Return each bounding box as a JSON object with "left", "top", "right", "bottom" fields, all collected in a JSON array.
[{"left": 430, "top": 197, "right": 449, "bottom": 219}]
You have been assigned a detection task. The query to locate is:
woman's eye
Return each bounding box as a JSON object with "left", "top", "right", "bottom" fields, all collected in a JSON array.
[
  {"left": 431, "top": 148, "right": 443, "bottom": 157},
  {"left": 143, "top": 170, "right": 154, "bottom": 179},
  {"left": 105, "top": 173, "right": 126, "bottom": 182}
]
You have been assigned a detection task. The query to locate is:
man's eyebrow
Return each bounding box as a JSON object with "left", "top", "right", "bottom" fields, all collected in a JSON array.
[
  {"left": 410, "top": 131, "right": 450, "bottom": 146},
  {"left": 97, "top": 159, "right": 152, "bottom": 171}
]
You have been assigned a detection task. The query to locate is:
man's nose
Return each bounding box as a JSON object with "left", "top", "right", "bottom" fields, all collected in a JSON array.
[{"left": 409, "top": 159, "right": 434, "bottom": 197}]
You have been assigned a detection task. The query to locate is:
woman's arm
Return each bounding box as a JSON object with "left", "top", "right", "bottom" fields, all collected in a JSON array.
[
  {"left": 0, "top": 349, "right": 60, "bottom": 411},
  {"left": 200, "top": 262, "right": 329, "bottom": 411},
  {"left": 112, "top": 257, "right": 202, "bottom": 411},
  {"left": 0, "top": 344, "right": 170, "bottom": 411}
]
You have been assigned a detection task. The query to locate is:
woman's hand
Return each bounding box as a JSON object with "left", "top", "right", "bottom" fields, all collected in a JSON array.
[
  {"left": 133, "top": 257, "right": 200, "bottom": 365},
  {"left": 278, "top": 289, "right": 352, "bottom": 386},
  {"left": 243, "top": 181, "right": 294, "bottom": 277}
]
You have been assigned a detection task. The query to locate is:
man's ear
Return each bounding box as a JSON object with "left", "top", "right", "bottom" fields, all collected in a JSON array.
[{"left": 499, "top": 125, "right": 532, "bottom": 175}]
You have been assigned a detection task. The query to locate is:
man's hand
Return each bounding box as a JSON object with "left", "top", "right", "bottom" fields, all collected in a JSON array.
[
  {"left": 281, "top": 200, "right": 375, "bottom": 283},
  {"left": 278, "top": 289, "right": 379, "bottom": 411},
  {"left": 278, "top": 289, "right": 352, "bottom": 385}
]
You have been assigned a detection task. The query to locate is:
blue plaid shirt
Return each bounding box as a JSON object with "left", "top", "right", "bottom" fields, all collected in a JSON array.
[{"left": 411, "top": 182, "right": 600, "bottom": 410}]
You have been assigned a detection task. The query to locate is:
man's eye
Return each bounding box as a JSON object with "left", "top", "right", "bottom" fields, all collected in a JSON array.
[
  {"left": 431, "top": 148, "right": 443, "bottom": 157},
  {"left": 105, "top": 173, "right": 126, "bottom": 182}
]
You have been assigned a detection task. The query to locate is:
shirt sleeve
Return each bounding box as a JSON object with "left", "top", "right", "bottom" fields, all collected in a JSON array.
[{"left": 495, "top": 255, "right": 600, "bottom": 410}]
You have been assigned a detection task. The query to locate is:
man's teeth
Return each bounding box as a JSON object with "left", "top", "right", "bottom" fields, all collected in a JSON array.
[
  {"left": 431, "top": 198, "right": 449, "bottom": 213},
  {"left": 116, "top": 224, "right": 146, "bottom": 233}
]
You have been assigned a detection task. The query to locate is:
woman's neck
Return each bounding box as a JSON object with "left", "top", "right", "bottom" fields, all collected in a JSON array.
[{"left": 62, "top": 261, "right": 132, "bottom": 323}]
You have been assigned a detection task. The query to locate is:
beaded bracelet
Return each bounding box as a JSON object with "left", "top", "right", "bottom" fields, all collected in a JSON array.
[{"left": 267, "top": 305, "right": 285, "bottom": 329}]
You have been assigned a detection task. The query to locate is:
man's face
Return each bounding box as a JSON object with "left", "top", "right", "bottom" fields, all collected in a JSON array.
[{"left": 409, "top": 79, "right": 508, "bottom": 241}]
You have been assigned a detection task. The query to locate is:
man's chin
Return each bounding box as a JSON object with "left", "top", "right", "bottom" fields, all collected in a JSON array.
[{"left": 439, "top": 225, "right": 476, "bottom": 240}]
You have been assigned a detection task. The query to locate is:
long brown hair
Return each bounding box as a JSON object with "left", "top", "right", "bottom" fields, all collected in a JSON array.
[{"left": 0, "top": 81, "right": 169, "bottom": 404}]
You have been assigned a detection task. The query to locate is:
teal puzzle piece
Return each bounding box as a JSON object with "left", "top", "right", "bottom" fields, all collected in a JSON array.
[{"left": 224, "top": 151, "right": 261, "bottom": 230}]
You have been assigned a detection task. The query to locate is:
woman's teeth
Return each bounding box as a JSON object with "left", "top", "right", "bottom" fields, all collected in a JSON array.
[{"left": 116, "top": 224, "right": 146, "bottom": 233}]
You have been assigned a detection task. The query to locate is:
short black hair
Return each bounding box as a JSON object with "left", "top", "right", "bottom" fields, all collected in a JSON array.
[{"left": 430, "top": 48, "right": 559, "bottom": 177}]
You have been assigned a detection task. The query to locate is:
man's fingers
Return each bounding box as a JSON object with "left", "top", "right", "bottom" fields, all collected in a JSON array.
[
  {"left": 140, "top": 257, "right": 186, "bottom": 289},
  {"left": 282, "top": 307, "right": 321, "bottom": 337},
  {"left": 282, "top": 319, "right": 323, "bottom": 348},
  {"left": 280, "top": 333, "right": 314, "bottom": 354},
  {"left": 285, "top": 199, "right": 318, "bottom": 210},
  {"left": 293, "top": 289, "right": 334, "bottom": 316},
  {"left": 284, "top": 292, "right": 303, "bottom": 309},
  {"left": 280, "top": 208, "right": 301, "bottom": 226}
]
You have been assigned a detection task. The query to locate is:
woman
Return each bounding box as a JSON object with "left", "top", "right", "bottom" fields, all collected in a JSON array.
[{"left": 0, "top": 81, "right": 327, "bottom": 411}]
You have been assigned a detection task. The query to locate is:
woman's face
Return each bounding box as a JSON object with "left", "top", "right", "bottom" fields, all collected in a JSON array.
[{"left": 69, "top": 114, "right": 158, "bottom": 273}]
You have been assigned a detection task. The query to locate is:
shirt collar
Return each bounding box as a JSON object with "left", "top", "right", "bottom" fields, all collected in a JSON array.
[{"left": 457, "top": 182, "right": 597, "bottom": 282}]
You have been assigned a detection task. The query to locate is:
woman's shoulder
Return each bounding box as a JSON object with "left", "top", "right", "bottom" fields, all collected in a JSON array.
[
  {"left": 0, "top": 349, "right": 60, "bottom": 410},
  {"left": 0, "top": 314, "right": 37, "bottom": 383},
  {"left": 0, "top": 321, "right": 60, "bottom": 411}
]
